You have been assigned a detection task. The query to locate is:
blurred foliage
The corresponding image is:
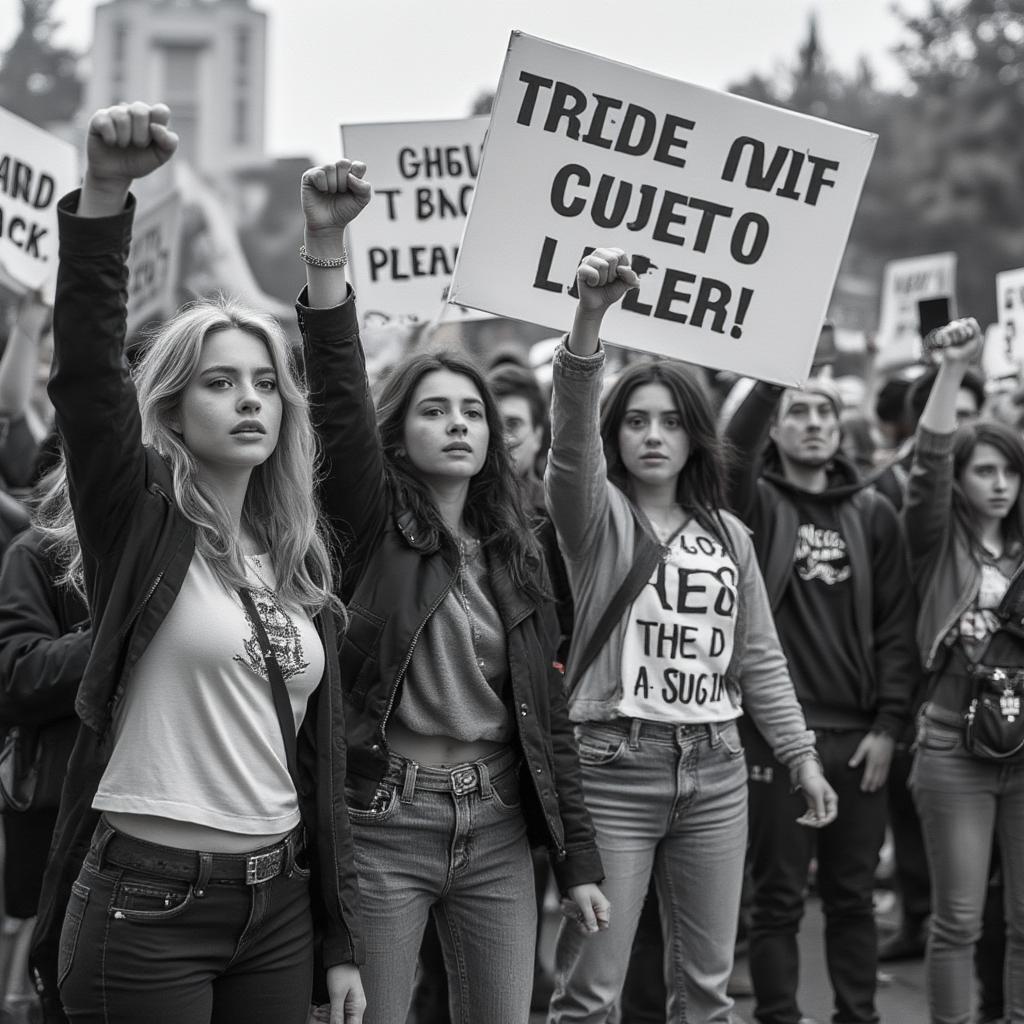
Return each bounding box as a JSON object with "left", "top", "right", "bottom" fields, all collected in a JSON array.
[
  {"left": 0, "top": 0, "right": 82, "bottom": 126},
  {"left": 728, "top": 0, "right": 1024, "bottom": 328}
]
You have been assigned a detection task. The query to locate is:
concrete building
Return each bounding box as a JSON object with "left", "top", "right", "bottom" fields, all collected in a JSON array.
[{"left": 85, "top": 0, "right": 267, "bottom": 175}]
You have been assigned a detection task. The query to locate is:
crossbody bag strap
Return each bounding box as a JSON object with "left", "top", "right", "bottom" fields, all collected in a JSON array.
[
  {"left": 237, "top": 587, "right": 299, "bottom": 788},
  {"left": 564, "top": 515, "right": 662, "bottom": 701}
]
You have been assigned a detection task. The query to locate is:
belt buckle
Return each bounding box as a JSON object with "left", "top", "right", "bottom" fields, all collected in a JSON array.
[
  {"left": 245, "top": 848, "right": 283, "bottom": 885},
  {"left": 450, "top": 767, "right": 478, "bottom": 795}
]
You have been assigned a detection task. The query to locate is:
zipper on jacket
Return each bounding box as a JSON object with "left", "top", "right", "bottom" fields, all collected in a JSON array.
[{"left": 380, "top": 563, "right": 459, "bottom": 745}]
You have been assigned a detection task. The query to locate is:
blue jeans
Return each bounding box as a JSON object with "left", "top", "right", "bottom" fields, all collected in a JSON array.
[
  {"left": 911, "top": 713, "right": 1024, "bottom": 1024},
  {"left": 57, "top": 817, "right": 313, "bottom": 1023},
  {"left": 548, "top": 717, "right": 748, "bottom": 1023},
  {"left": 347, "top": 746, "right": 536, "bottom": 1024},
  {"left": 744, "top": 726, "right": 886, "bottom": 1024}
]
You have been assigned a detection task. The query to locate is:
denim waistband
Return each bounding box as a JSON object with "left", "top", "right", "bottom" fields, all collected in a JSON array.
[
  {"left": 593, "top": 716, "right": 739, "bottom": 745},
  {"left": 382, "top": 746, "right": 519, "bottom": 798},
  {"left": 92, "top": 815, "right": 304, "bottom": 886}
]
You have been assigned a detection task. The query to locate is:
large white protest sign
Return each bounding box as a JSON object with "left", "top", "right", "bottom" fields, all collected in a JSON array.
[
  {"left": 449, "top": 33, "right": 876, "bottom": 385},
  {"left": 876, "top": 252, "right": 957, "bottom": 361},
  {"left": 0, "top": 106, "right": 77, "bottom": 294},
  {"left": 126, "top": 188, "right": 183, "bottom": 336},
  {"left": 341, "top": 118, "right": 488, "bottom": 324}
]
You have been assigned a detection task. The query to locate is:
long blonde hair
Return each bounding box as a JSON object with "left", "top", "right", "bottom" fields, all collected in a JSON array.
[{"left": 40, "top": 297, "right": 339, "bottom": 615}]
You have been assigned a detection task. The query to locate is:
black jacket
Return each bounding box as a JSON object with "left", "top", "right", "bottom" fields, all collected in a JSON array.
[
  {"left": 30, "top": 193, "right": 364, "bottom": 1013},
  {"left": 0, "top": 528, "right": 89, "bottom": 727},
  {"left": 725, "top": 380, "right": 918, "bottom": 737},
  {"left": 298, "top": 291, "right": 603, "bottom": 893}
]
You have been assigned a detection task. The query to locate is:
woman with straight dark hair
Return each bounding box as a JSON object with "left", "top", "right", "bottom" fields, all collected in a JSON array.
[
  {"left": 295, "top": 161, "right": 607, "bottom": 1024},
  {"left": 904, "top": 316, "right": 1024, "bottom": 1024},
  {"left": 31, "top": 102, "right": 364, "bottom": 1024},
  {"left": 545, "top": 248, "right": 836, "bottom": 1023}
]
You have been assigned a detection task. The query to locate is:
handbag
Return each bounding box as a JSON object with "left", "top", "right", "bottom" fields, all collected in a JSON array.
[
  {"left": 0, "top": 718, "right": 79, "bottom": 813},
  {"left": 964, "top": 664, "right": 1024, "bottom": 761}
]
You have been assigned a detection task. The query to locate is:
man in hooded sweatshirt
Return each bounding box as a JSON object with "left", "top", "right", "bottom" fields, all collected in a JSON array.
[{"left": 723, "top": 375, "right": 918, "bottom": 1024}]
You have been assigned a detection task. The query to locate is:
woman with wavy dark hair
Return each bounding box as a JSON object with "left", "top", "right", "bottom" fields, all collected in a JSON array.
[
  {"left": 545, "top": 247, "right": 835, "bottom": 1023},
  {"left": 296, "top": 161, "right": 607, "bottom": 1024},
  {"left": 904, "top": 317, "right": 1024, "bottom": 1024}
]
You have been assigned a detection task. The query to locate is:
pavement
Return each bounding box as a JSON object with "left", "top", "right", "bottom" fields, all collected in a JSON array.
[{"left": 526, "top": 890, "right": 930, "bottom": 1024}]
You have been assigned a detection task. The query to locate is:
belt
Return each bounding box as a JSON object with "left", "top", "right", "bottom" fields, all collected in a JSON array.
[
  {"left": 382, "top": 746, "right": 519, "bottom": 796},
  {"left": 100, "top": 823, "right": 303, "bottom": 886},
  {"left": 598, "top": 716, "right": 734, "bottom": 741}
]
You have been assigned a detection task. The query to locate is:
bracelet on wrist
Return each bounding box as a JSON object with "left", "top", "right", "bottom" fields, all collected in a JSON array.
[{"left": 299, "top": 244, "right": 348, "bottom": 269}]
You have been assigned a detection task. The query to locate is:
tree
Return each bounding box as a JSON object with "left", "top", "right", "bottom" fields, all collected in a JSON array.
[
  {"left": 0, "top": 0, "right": 82, "bottom": 126},
  {"left": 892, "top": 0, "right": 1024, "bottom": 323}
]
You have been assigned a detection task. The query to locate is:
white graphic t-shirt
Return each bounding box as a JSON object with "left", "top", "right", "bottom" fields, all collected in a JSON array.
[{"left": 618, "top": 522, "right": 739, "bottom": 723}]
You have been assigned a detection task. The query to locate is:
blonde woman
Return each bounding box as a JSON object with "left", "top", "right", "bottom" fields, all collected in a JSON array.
[{"left": 31, "top": 103, "right": 364, "bottom": 1024}]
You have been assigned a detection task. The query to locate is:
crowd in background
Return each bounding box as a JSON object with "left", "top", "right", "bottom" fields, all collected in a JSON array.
[{"left": 0, "top": 101, "right": 1022, "bottom": 1024}]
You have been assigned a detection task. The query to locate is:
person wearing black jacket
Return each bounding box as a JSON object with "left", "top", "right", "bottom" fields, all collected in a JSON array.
[
  {"left": 30, "top": 103, "right": 364, "bottom": 1024},
  {"left": 725, "top": 377, "right": 918, "bottom": 1024},
  {"left": 297, "top": 160, "right": 606, "bottom": 1024},
  {"left": 0, "top": 520, "right": 88, "bottom": 1021}
]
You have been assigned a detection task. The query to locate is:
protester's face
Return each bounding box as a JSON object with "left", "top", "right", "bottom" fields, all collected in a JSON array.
[
  {"left": 617, "top": 383, "right": 690, "bottom": 487},
  {"left": 172, "top": 328, "right": 283, "bottom": 479},
  {"left": 959, "top": 442, "right": 1021, "bottom": 524},
  {"left": 402, "top": 369, "right": 489, "bottom": 484},
  {"left": 498, "top": 394, "right": 543, "bottom": 478},
  {"left": 770, "top": 389, "right": 840, "bottom": 468},
  {"left": 956, "top": 387, "right": 981, "bottom": 427}
]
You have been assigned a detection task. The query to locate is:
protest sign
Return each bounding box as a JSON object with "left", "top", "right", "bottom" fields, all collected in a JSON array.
[
  {"left": 876, "top": 252, "right": 957, "bottom": 366},
  {"left": 0, "top": 106, "right": 78, "bottom": 295},
  {"left": 341, "top": 117, "right": 488, "bottom": 324},
  {"left": 448, "top": 32, "right": 876, "bottom": 385},
  {"left": 988, "top": 267, "right": 1024, "bottom": 378},
  {"left": 126, "top": 189, "right": 183, "bottom": 336}
]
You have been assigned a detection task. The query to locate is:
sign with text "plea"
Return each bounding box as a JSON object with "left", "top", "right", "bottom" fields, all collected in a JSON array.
[
  {"left": 449, "top": 32, "right": 877, "bottom": 386},
  {"left": 0, "top": 106, "right": 77, "bottom": 295},
  {"left": 341, "top": 117, "right": 488, "bottom": 324}
]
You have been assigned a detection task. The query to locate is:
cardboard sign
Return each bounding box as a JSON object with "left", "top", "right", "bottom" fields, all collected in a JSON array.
[
  {"left": 126, "top": 189, "right": 183, "bottom": 336},
  {"left": 876, "top": 252, "right": 957, "bottom": 363},
  {"left": 448, "top": 32, "right": 877, "bottom": 386},
  {"left": 341, "top": 117, "right": 489, "bottom": 324},
  {"left": 0, "top": 106, "right": 78, "bottom": 294}
]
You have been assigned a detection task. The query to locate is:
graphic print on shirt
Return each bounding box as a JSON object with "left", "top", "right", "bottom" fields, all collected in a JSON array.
[
  {"left": 619, "top": 527, "right": 738, "bottom": 723},
  {"left": 793, "top": 523, "right": 851, "bottom": 585},
  {"left": 236, "top": 588, "right": 310, "bottom": 681}
]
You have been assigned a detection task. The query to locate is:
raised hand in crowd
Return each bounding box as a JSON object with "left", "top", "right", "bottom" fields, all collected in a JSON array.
[{"left": 79, "top": 101, "right": 179, "bottom": 217}]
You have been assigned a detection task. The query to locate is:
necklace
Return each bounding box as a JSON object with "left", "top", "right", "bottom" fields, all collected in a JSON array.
[
  {"left": 457, "top": 538, "right": 483, "bottom": 649},
  {"left": 640, "top": 504, "right": 688, "bottom": 550},
  {"left": 245, "top": 553, "right": 275, "bottom": 593}
]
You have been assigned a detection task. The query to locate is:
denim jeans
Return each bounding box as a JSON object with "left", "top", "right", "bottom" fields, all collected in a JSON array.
[
  {"left": 57, "top": 816, "right": 313, "bottom": 1023},
  {"left": 347, "top": 746, "right": 536, "bottom": 1024},
  {"left": 744, "top": 725, "right": 886, "bottom": 1024},
  {"left": 910, "top": 713, "right": 1024, "bottom": 1024},
  {"left": 548, "top": 717, "right": 748, "bottom": 1024}
]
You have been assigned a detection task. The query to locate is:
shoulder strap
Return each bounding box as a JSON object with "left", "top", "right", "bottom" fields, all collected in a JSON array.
[
  {"left": 563, "top": 514, "right": 661, "bottom": 701},
  {"left": 237, "top": 588, "right": 299, "bottom": 788}
]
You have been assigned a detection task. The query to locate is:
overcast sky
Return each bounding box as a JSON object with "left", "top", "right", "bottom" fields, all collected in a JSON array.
[{"left": 1, "top": 0, "right": 931, "bottom": 163}]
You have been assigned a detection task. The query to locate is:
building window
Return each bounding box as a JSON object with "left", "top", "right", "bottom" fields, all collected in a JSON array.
[
  {"left": 235, "top": 96, "right": 248, "bottom": 145},
  {"left": 161, "top": 44, "right": 202, "bottom": 164}
]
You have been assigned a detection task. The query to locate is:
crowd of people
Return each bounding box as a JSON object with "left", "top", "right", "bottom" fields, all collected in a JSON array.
[{"left": 0, "top": 100, "right": 1021, "bottom": 1024}]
